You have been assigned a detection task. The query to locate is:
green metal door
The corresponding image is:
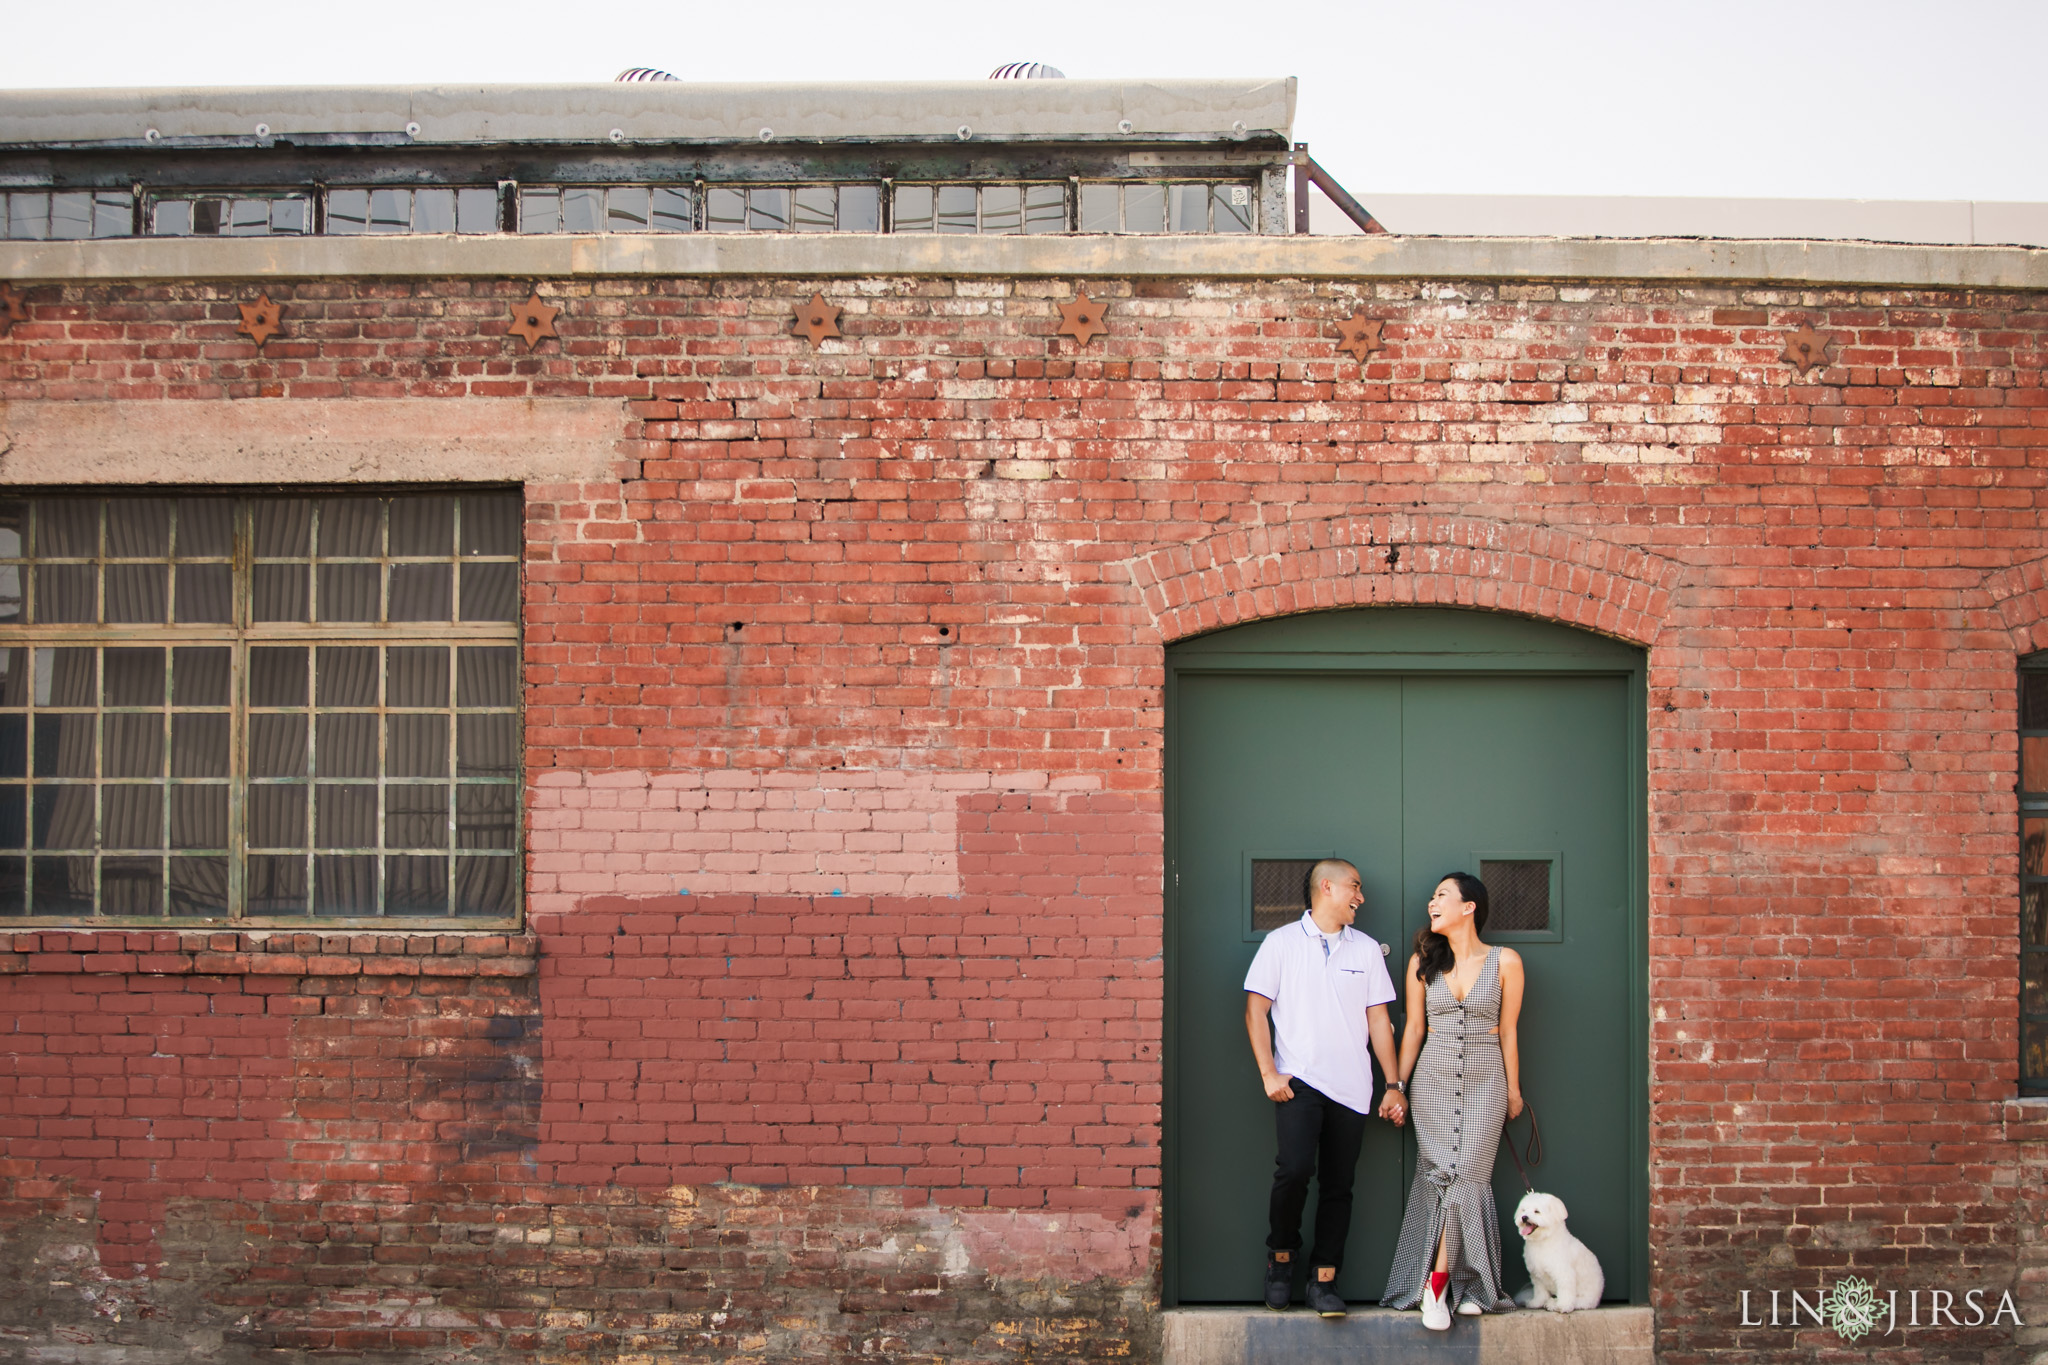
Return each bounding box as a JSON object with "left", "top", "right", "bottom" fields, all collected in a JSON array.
[{"left": 1164, "top": 608, "right": 1646, "bottom": 1307}]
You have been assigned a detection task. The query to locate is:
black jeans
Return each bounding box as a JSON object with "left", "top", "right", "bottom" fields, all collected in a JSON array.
[{"left": 1266, "top": 1079, "right": 1369, "bottom": 1270}]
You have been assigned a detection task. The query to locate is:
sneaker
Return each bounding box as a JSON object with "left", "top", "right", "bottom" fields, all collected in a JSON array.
[
  {"left": 1457, "top": 1297, "right": 1485, "bottom": 1316},
  {"left": 1264, "top": 1253, "right": 1292, "bottom": 1311},
  {"left": 1305, "top": 1274, "right": 1346, "bottom": 1319},
  {"left": 1420, "top": 1278, "right": 1452, "bottom": 1331}
]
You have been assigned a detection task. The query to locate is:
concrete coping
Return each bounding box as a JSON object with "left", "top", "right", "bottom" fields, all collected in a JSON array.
[
  {"left": 4, "top": 231, "right": 2044, "bottom": 289},
  {"left": 0, "top": 78, "right": 1297, "bottom": 147}
]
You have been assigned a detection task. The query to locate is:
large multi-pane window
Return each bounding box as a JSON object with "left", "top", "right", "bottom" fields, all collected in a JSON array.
[
  {"left": 0, "top": 492, "right": 522, "bottom": 923},
  {"left": 2022, "top": 664, "right": 2048, "bottom": 1092}
]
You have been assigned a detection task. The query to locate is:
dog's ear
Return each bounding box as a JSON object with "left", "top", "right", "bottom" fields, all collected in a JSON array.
[{"left": 1549, "top": 1196, "right": 1569, "bottom": 1222}]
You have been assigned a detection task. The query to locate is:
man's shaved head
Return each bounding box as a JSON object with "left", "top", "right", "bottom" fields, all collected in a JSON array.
[{"left": 1309, "top": 858, "right": 1359, "bottom": 907}]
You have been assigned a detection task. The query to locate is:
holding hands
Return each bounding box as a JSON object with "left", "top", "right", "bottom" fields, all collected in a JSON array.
[{"left": 1378, "top": 1085, "right": 1407, "bottom": 1126}]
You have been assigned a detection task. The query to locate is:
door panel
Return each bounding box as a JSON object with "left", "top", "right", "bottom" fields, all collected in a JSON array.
[
  {"left": 1398, "top": 675, "right": 1633, "bottom": 1298},
  {"left": 1172, "top": 673, "right": 1407, "bottom": 1303},
  {"left": 1167, "top": 610, "right": 1642, "bottom": 1306}
]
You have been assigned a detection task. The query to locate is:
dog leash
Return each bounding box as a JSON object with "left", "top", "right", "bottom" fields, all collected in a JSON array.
[{"left": 1502, "top": 1100, "right": 1543, "bottom": 1193}]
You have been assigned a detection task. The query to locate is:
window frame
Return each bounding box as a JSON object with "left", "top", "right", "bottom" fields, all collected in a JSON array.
[
  {"left": 1471, "top": 850, "right": 1564, "bottom": 944},
  {"left": 1076, "top": 180, "right": 1259, "bottom": 234},
  {"left": 699, "top": 182, "right": 886, "bottom": 234},
  {"left": 148, "top": 191, "right": 315, "bottom": 238},
  {"left": 7, "top": 179, "right": 1266, "bottom": 241},
  {"left": 324, "top": 185, "right": 501, "bottom": 236},
  {"left": 1, "top": 189, "right": 137, "bottom": 241},
  {"left": 517, "top": 183, "right": 698, "bottom": 235},
  {"left": 1242, "top": 849, "right": 1333, "bottom": 940},
  {"left": 891, "top": 182, "right": 1070, "bottom": 236},
  {"left": 0, "top": 487, "right": 524, "bottom": 929}
]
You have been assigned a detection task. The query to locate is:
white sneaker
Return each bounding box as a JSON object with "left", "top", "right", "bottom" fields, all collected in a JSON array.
[
  {"left": 1420, "top": 1279, "right": 1452, "bottom": 1331},
  {"left": 1457, "top": 1297, "right": 1484, "bottom": 1316}
]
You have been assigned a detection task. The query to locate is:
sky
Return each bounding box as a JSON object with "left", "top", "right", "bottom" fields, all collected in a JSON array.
[{"left": 8, "top": 0, "right": 2046, "bottom": 204}]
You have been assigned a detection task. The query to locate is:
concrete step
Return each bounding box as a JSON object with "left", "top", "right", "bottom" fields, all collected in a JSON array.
[{"left": 1162, "top": 1304, "right": 1652, "bottom": 1365}]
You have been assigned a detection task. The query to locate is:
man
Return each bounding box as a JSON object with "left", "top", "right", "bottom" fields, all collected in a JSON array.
[{"left": 1243, "top": 857, "right": 1405, "bottom": 1317}]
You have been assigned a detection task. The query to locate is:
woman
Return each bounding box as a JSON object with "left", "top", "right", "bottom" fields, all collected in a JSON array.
[{"left": 1381, "top": 872, "right": 1525, "bottom": 1329}]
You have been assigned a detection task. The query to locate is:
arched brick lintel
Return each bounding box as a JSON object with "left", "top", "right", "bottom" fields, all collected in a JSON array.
[
  {"left": 1131, "top": 515, "right": 1685, "bottom": 649},
  {"left": 1984, "top": 555, "right": 2048, "bottom": 657}
]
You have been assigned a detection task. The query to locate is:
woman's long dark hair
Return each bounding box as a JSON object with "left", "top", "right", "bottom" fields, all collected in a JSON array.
[{"left": 1413, "top": 871, "right": 1490, "bottom": 985}]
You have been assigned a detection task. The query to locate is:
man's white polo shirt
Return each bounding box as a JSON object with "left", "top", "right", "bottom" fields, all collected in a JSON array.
[{"left": 1243, "top": 911, "right": 1398, "bottom": 1114}]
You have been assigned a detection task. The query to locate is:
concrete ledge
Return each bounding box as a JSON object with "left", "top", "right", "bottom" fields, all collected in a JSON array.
[
  {"left": 3, "top": 232, "right": 2044, "bottom": 290},
  {"left": 1161, "top": 1305, "right": 1652, "bottom": 1365},
  {"left": 0, "top": 397, "right": 631, "bottom": 486}
]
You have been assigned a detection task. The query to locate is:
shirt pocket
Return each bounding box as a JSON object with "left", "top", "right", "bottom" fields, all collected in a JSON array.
[{"left": 1333, "top": 966, "right": 1374, "bottom": 1010}]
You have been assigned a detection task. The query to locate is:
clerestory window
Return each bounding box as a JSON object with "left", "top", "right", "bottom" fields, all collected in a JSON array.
[
  {"left": 2, "top": 190, "right": 134, "bottom": 240},
  {"left": 0, "top": 491, "right": 522, "bottom": 924},
  {"left": 326, "top": 186, "right": 500, "bottom": 235},
  {"left": 7, "top": 181, "right": 1266, "bottom": 240},
  {"left": 518, "top": 185, "right": 695, "bottom": 234},
  {"left": 1077, "top": 181, "right": 1255, "bottom": 233},
  {"left": 151, "top": 192, "right": 313, "bottom": 237},
  {"left": 891, "top": 183, "right": 1065, "bottom": 235}
]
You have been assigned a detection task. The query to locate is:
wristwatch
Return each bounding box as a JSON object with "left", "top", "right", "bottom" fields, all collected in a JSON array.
[{"left": 1388, "top": 1080, "right": 1406, "bottom": 1094}]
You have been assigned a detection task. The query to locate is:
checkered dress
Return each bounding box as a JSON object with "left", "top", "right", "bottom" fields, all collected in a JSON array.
[{"left": 1381, "top": 945, "right": 1514, "bottom": 1312}]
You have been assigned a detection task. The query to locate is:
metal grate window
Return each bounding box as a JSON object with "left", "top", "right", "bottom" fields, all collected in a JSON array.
[
  {"left": 2020, "top": 667, "right": 2048, "bottom": 1093},
  {"left": 1251, "top": 858, "right": 1318, "bottom": 932},
  {"left": 0, "top": 492, "right": 521, "bottom": 923},
  {"left": 1480, "top": 859, "right": 1551, "bottom": 933}
]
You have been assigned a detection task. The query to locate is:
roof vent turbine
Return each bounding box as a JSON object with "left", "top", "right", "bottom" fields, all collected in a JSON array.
[{"left": 988, "top": 62, "right": 1065, "bottom": 79}]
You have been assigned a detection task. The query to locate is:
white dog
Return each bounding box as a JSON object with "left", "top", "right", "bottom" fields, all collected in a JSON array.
[{"left": 1512, "top": 1192, "right": 1604, "bottom": 1313}]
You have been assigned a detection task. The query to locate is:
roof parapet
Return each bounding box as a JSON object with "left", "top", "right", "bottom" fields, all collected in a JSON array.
[{"left": 0, "top": 79, "right": 1296, "bottom": 150}]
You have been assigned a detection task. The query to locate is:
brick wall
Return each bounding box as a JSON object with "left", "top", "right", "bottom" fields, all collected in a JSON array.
[
  {"left": 1, "top": 273, "right": 2044, "bottom": 1362},
  {"left": 0, "top": 932, "right": 541, "bottom": 1357}
]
